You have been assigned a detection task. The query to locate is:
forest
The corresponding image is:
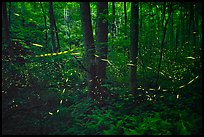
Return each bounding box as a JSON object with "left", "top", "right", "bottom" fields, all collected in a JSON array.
[{"left": 2, "top": 2, "right": 202, "bottom": 135}]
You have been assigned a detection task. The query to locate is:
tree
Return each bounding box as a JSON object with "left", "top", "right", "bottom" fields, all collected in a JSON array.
[
  {"left": 53, "top": 13, "right": 60, "bottom": 52},
  {"left": 139, "top": 2, "right": 142, "bottom": 30},
  {"left": 8, "top": 2, "right": 11, "bottom": 28},
  {"left": 80, "top": 2, "right": 97, "bottom": 99},
  {"left": 49, "top": 2, "right": 56, "bottom": 52},
  {"left": 96, "top": 2, "right": 108, "bottom": 85},
  {"left": 95, "top": 2, "right": 108, "bottom": 103},
  {"left": 40, "top": 2, "right": 48, "bottom": 48},
  {"left": 169, "top": 9, "right": 174, "bottom": 47},
  {"left": 129, "top": 2, "right": 139, "bottom": 94},
  {"left": 124, "top": 2, "right": 127, "bottom": 38},
  {"left": 2, "top": 2, "right": 11, "bottom": 47},
  {"left": 48, "top": 2, "right": 60, "bottom": 52},
  {"left": 20, "top": 2, "right": 25, "bottom": 27},
  {"left": 180, "top": 3, "right": 184, "bottom": 47},
  {"left": 64, "top": 8, "right": 71, "bottom": 49},
  {"left": 111, "top": 2, "right": 116, "bottom": 39},
  {"left": 155, "top": 2, "right": 172, "bottom": 86}
]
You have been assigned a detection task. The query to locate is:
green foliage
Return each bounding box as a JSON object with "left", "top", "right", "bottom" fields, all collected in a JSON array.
[{"left": 2, "top": 2, "right": 202, "bottom": 135}]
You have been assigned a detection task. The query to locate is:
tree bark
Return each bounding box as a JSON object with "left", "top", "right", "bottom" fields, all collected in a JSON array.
[
  {"left": 53, "top": 16, "right": 60, "bottom": 52},
  {"left": 2, "top": 2, "right": 11, "bottom": 47},
  {"left": 111, "top": 2, "right": 116, "bottom": 39},
  {"left": 49, "top": 2, "right": 56, "bottom": 52},
  {"left": 139, "top": 2, "right": 142, "bottom": 30},
  {"left": 20, "top": 3, "right": 25, "bottom": 27},
  {"left": 189, "top": 3, "right": 194, "bottom": 41},
  {"left": 180, "top": 3, "right": 184, "bottom": 47},
  {"left": 193, "top": 3, "right": 198, "bottom": 47},
  {"left": 129, "top": 2, "right": 139, "bottom": 94},
  {"left": 96, "top": 2, "right": 108, "bottom": 82},
  {"left": 80, "top": 2, "right": 97, "bottom": 99},
  {"left": 95, "top": 2, "right": 109, "bottom": 104},
  {"left": 169, "top": 14, "right": 174, "bottom": 47},
  {"left": 8, "top": 2, "right": 11, "bottom": 28},
  {"left": 155, "top": 2, "right": 172, "bottom": 87},
  {"left": 40, "top": 2, "right": 48, "bottom": 48},
  {"left": 174, "top": 25, "right": 179, "bottom": 62},
  {"left": 161, "top": 2, "right": 166, "bottom": 28},
  {"left": 124, "top": 2, "right": 127, "bottom": 37}
]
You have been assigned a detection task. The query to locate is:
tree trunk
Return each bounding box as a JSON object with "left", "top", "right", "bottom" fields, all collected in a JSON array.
[
  {"left": 148, "top": 4, "right": 153, "bottom": 66},
  {"left": 124, "top": 2, "right": 127, "bottom": 38},
  {"left": 155, "top": 2, "right": 172, "bottom": 87},
  {"left": 111, "top": 2, "right": 116, "bottom": 39},
  {"left": 49, "top": 2, "right": 56, "bottom": 52},
  {"left": 96, "top": 2, "right": 108, "bottom": 82},
  {"left": 189, "top": 3, "right": 194, "bottom": 39},
  {"left": 161, "top": 2, "right": 166, "bottom": 28},
  {"left": 193, "top": 3, "right": 198, "bottom": 47},
  {"left": 20, "top": 3, "right": 25, "bottom": 27},
  {"left": 139, "top": 2, "right": 142, "bottom": 30},
  {"left": 80, "top": 2, "right": 97, "bottom": 99},
  {"left": 40, "top": 2, "right": 48, "bottom": 48},
  {"left": 180, "top": 3, "right": 184, "bottom": 47},
  {"left": 2, "top": 2, "right": 11, "bottom": 47},
  {"left": 184, "top": 3, "right": 189, "bottom": 44},
  {"left": 191, "top": 3, "right": 196, "bottom": 47},
  {"left": 8, "top": 2, "right": 11, "bottom": 28},
  {"left": 53, "top": 16, "right": 60, "bottom": 52},
  {"left": 169, "top": 14, "right": 174, "bottom": 48},
  {"left": 95, "top": 2, "right": 108, "bottom": 104},
  {"left": 129, "top": 2, "right": 139, "bottom": 94},
  {"left": 174, "top": 24, "right": 179, "bottom": 63},
  {"left": 64, "top": 9, "right": 71, "bottom": 49}
]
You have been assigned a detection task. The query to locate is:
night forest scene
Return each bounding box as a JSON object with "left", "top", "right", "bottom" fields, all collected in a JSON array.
[{"left": 2, "top": 2, "right": 202, "bottom": 135}]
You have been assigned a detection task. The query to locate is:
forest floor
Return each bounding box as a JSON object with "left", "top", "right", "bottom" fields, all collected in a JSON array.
[{"left": 2, "top": 78, "right": 202, "bottom": 135}]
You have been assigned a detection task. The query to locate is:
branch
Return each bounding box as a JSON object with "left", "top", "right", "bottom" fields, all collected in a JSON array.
[{"left": 72, "top": 55, "right": 93, "bottom": 76}]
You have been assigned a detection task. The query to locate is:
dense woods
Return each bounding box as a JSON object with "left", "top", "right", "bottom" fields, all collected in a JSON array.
[{"left": 2, "top": 2, "right": 202, "bottom": 135}]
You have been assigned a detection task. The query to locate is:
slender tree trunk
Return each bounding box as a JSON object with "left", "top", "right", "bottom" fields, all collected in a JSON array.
[
  {"left": 161, "top": 2, "right": 166, "bottom": 28},
  {"left": 40, "top": 2, "right": 48, "bottom": 48},
  {"left": 189, "top": 3, "right": 194, "bottom": 45},
  {"left": 148, "top": 3, "right": 154, "bottom": 66},
  {"left": 111, "top": 2, "right": 116, "bottom": 39},
  {"left": 189, "top": 3, "right": 193, "bottom": 36},
  {"left": 64, "top": 9, "right": 71, "bottom": 49},
  {"left": 49, "top": 2, "right": 56, "bottom": 52},
  {"left": 80, "top": 2, "right": 97, "bottom": 99},
  {"left": 174, "top": 25, "right": 179, "bottom": 63},
  {"left": 155, "top": 2, "right": 172, "bottom": 87},
  {"left": 129, "top": 2, "right": 139, "bottom": 94},
  {"left": 124, "top": 2, "right": 128, "bottom": 56},
  {"left": 21, "top": 3, "right": 25, "bottom": 27},
  {"left": 170, "top": 15, "right": 174, "bottom": 47},
  {"left": 180, "top": 3, "right": 184, "bottom": 47},
  {"left": 2, "top": 2, "right": 11, "bottom": 47},
  {"left": 124, "top": 2, "right": 127, "bottom": 38},
  {"left": 193, "top": 3, "right": 198, "bottom": 47},
  {"left": 53, "top": 17, "right": 60, "bottom": 52},
  {"left": 139, "top": 2, "right": 142, "bottom": 30},
  {"left": 2, "top": 2, "right": 14, "bottom": 63},
  {"left": 8, "top": 2, "right": 11, "bottom": 28},
  {"left": 184, "top": 3, "right": 189, "bottom": 44}
]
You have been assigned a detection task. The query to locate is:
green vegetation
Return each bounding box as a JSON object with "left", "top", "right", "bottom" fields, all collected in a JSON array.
[{"left": 2, "top": 2, "right": 202, "bottom": 135}]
